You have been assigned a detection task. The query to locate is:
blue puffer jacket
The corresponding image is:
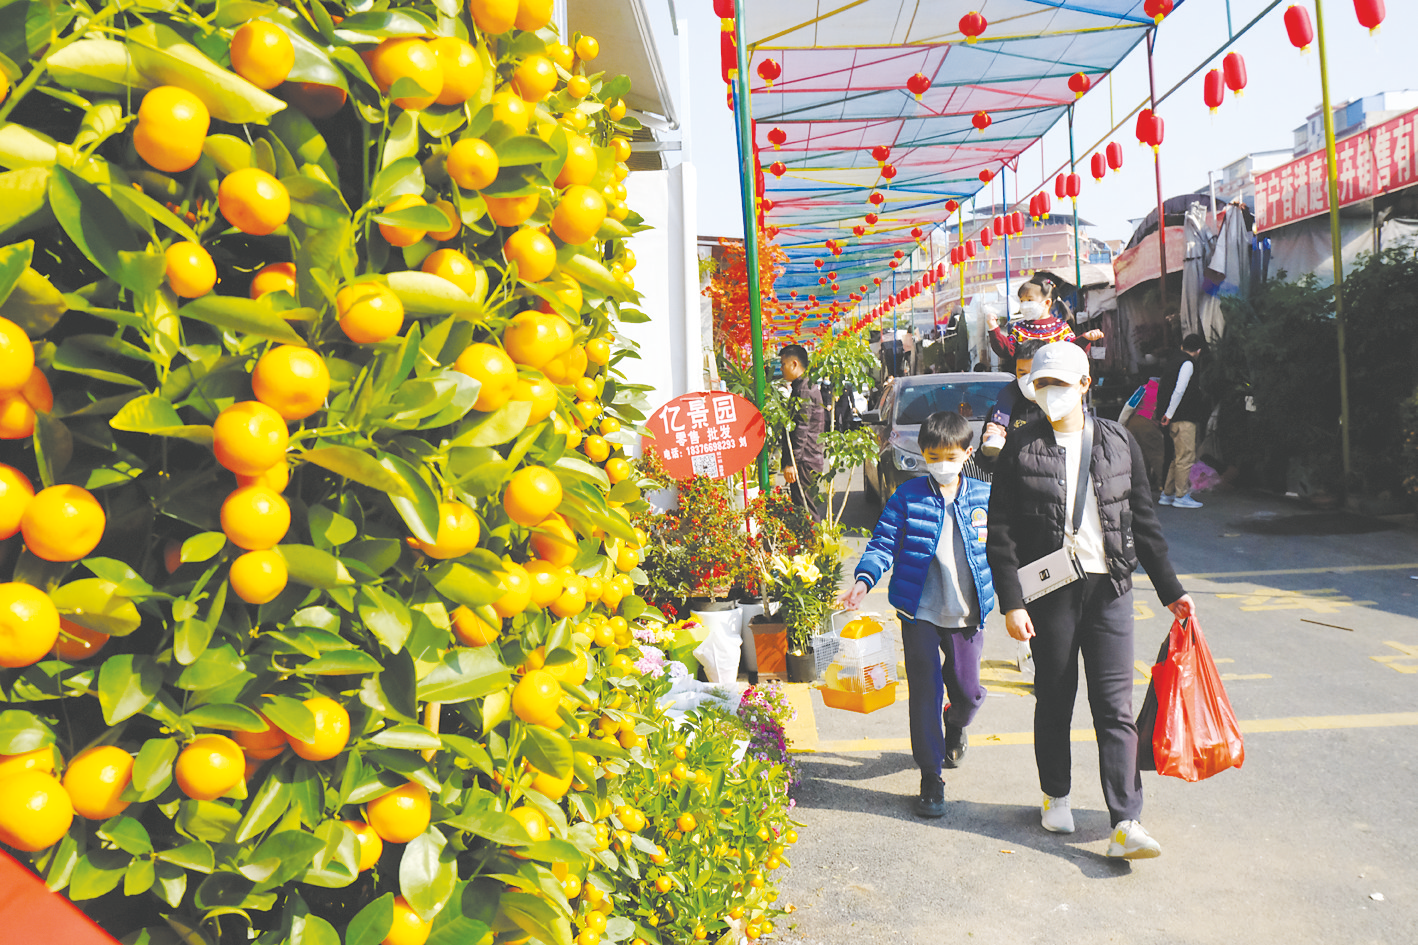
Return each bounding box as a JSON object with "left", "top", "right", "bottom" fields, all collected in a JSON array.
[{"left": 853, "top": 475, "right": 996, "bottom": 623}]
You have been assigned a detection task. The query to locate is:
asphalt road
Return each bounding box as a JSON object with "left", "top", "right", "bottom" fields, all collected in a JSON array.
[{"left": 774, "top": 474, "right": 1418, "bottom": 944}]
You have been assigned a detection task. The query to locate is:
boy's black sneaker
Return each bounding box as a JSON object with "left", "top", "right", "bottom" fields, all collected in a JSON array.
[
  {"left": 943, "top": 725, "right": 968, "bottom": 768},
  {"left": 915, "top": 773, "right": 945, "bottom": 818}
]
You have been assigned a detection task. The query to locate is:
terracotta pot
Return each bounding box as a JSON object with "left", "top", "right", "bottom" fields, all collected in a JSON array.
[{"left": 750, "top": 618, "right": 787, "bottom": 677}]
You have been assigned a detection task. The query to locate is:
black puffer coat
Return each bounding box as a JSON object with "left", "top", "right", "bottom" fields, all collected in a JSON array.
[{"left": 986, "top": 415, "right": 1185, "bottom": 613}]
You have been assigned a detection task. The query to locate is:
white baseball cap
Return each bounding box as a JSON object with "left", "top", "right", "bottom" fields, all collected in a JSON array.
[{"left": 1024, "top": 341, "right": 1090, "bottom": 400}]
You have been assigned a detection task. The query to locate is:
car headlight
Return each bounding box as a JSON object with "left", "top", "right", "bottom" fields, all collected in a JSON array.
[{"left": 891, "top": 447, "right": 920, "bottom": 471}]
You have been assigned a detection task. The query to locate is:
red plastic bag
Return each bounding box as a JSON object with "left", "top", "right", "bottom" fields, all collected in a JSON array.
[{"left": 1150, "top": 616, "right": 1245, "bottom": 781}]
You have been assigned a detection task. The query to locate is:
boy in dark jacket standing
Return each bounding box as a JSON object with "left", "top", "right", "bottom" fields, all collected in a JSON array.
[
  {"left": 841, "top": 412, "right": 996, "bottom": 818},
  {"left": 987, "top": 341, "right": 1196, "bottom": 859},
  {"left": 779, "top": 344, "right": 825, "bottom": 521}
]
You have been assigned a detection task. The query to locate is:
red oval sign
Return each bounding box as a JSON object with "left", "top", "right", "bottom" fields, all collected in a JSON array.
[{"left": 641, "top": 391, "right": 766, "bottom": 480}]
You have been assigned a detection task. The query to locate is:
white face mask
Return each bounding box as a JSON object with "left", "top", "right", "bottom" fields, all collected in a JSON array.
[
  {"left": 926, "top": 460, "right": 965, "bottom": 485},
  {"left": 1038, "top": 384, "right": 1084, "bottom": 422},
  {"left": 1019, "top": 300, "right": 1046, "bottom": 319}
]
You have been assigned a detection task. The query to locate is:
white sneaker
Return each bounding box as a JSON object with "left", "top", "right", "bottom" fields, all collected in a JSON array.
[
  {"left": 1172, "top": 494, "right": 1204, "bottom": 509},
  {"left": 1041, "top": 794, "right": 1075, "bottom": 834},
  {"left": 1157, "top": 494, "right": 1174, "bottom": 506},
  {"left": 1107, "top": 820, "right": 1162, "bottom": 859}
]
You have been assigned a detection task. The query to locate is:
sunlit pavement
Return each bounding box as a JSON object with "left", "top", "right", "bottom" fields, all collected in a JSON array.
[{"left": 773, "top": 474, "right": 1417, "bottom": 944}]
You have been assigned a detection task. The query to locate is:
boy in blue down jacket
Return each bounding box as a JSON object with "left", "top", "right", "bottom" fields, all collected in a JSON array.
[{"left": 840, "top": 411, "right": 996, "bottom": 818}]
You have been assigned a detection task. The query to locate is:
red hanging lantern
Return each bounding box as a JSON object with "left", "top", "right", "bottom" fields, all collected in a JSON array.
[
  {"left": 1355, "top": 0, "right": 1385, "bottom": 32},
  {"left": 757, "top": 58, "right": 781, "bottom": 89},
  {"left": 893, "top": 249, "right": 905, "bottom": 259},
  {"left": 1146, "top": 114, "right": 1165, "bottom": 151},
  {"left": 766, "top": 226, "right": 779, "bottom": 239},
  {"left": 911, "top": 226, "right": 923, "bottom": 239},
  {"left": 1066, "top": 173, "right": 1081, "bottom": 199},
  {"left": 761, "top": 199, "right": 775, "bottom": 212},
  {"left": 945, "top": 200, "right": 960, "bottom": 215},
  {"left": 767, "top": 127, "right": 787, "bottom": 149},
  {"left": 1055, "top": 174, "right": 1067, "bottom": 200},
  {"left": 1143, "top": 0, "right": 1173, "bottom": 24},
  {"left": 768, "top": 161, "right": 787, "bottom": 177},
  {"left": 720, "top": 30, "right": 736, "bottom": 84},
  {"left": 1091, "top": 152, "right": 1107, "bottom": 181},
  {"left": 712, "top": 0, "right": 734, "bottom": 17},
  {"left": 1285, "top": 5, "right": 1315, "bottom": 50},
  {"left": 906, "top": 73, "right": 931, "bottom": 100},
  {"left": 889, "top": 260, "right": 898, "bottom": 269},
  {"left": 869, "top": 191, "right": 885, "bottom": 207},
  {"left": 1011, "top": 211, "right": 1024, "bottom": 233},
  {"left": 818, "top": 276, "right": 827, "bottom": 286},
  {"left": 1068, "top": 72, "right": 1091, "bottom": 99},
  {"left": 1029, "top": 193, "right": 1040, "bottom": 221},
  {"left": 789, "top": 290, "right": 797, "bottom": 299},
  {"left": 1040, "top": 192, "right": 1052, "bottom": 218},
  {"left": 966, "top": 240, "right": 976, "bottom": 258},
  {"left": 874, "top": 276, "right": 882, "bottom": 285},
  {"left": 871, "top": 145, "right": 891, "bottom": 166},
  {"left": 852, "top": 225, "right": 866, "bottom": 236},
  {"left": 1203, "top": 68, "right": 1225, "bottom": 112},
  {"left": 1107, "top": 140, "right": 1124, "bottom": 172},
  {"left": 949, "top": 247, "right": 959, "bottom": 266},
  {"left": 1223, "top": 53, "right": 1247, "bottom": 95},
  {"left": 980, "top": 227, "right": 992, "bottom": 248},
  {"left": 993, "top": 215, "right": 1005, "bottom": 236},
  {"left": 831, "top": 283, "right": 839, "bottom": 292},
  {"left": 1135, "top": 108, "right": 1154, "bottom": 146},
  {"left": 808, "top": 294, "right": 817, "bottom": 303},
  {"left": 864, "top": 212, "right": 879, "bottom": 226},
  {"left": 935, "top": 263, "right": 945, "bottom": 278},
  {"left": 972, "top": 111, "right": 992, "bottom": 132},
  {"left": 881, "top": 164, "right": 898, "bottom": 180},
  {"left": 959, "top": 11, "right": 988, "bottom": 43},
  {"left": 832, "top": 245, "right": 843, "bottom": 255},
  {"left": 815, "top": 258, "right": 824, "bottom": 268},
  {"left": 828, "top": 271, "right": 836, "bottom": 280},
  {"left": 979, "top": 169, "right": 994, "bottom": 183},
  {"left": 860, "top": 285, "right": 868, "bottom": 293}
]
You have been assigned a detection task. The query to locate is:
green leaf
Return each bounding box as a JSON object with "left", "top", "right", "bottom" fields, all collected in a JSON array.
[
  {"left": 299, "top": 650, "right": 383, "bottom": 675},
  {"left": 127, "top": 23, "right": 287, "bottom": 124},
  {"left": 346, "top": 892, "right": 395, "bottom": 945},
  {"left": 110, "top": 394, "right": 216, "bottom": 444},
  {"left": 400, "top": 827, "right": 458, "bottom": 921},
  {"left": 452, "top": 399, "right": 532, "bottom": 448},
  {"left": 358, "top": 585, "right": 412, "bottom": 653},
  {"left": 425, "top": 561, "right": 501, "bottom": 608},
  {"left": 562, "top": 254, "right": 632, "bottom": 302},
  {"left": 299, "top": 819, "right": 360, "bottom": 890},
  {"left": 0, "top": 265, "right": 67, "bottom": 336},
  {"left": 371, "top": 157, "right": 424, "bottom": 203},
  {"left": 236, "top": 763, "right": 294, "bottom": 843},
  {"left": 521, "top": 725, "right": 573, "bottom": 779},
  {"left": 496, "top": 891, "right": 572, "bottom": 945},
  {"left": 52, "top": 336, "right": 146, "bottom": 387},
  {"left": 279, "top": 544, "right": 355, "bottom": 589},
  {"left": 181, "top": 531, "right": 228, "bottom": 563},
  {"left": 131, "top": 737, "right": 179, "bottom": 801},
  {"left": 0, "top": 166, "right": 53, "bottom": 243},
  {"left": 386, "top": 269, "right": 484, "bottom": 315},
  {"left": 182, "top": 703, "right": 264, "bottom": 732},
  {"left": 379, "top": 452, "right": 440, "bottom": 544},
  {"left": 154, "top": 861, "right": 187, "bottom": 907},
  {"left": 372, "top": 204, "right": 453, "bottom": 230},
  {"left": 368, "top": 724, "right": 441, "bottom": 751},
  {"left": 180, "top": 295, "right": 306, "bottom": 344},
  {"left": 246, "top": 829, "right": 326, "bottom": 891},
  {"left": 0, "top": 710, "right": 54, "bottom": 754},
  {"left": 260, "top": 695, "right": 316, "bottom": 744},
  {"left": 175, "top": 580, "right": 227, "bottom": 666},
  {"left": 155, "top": 839, "right": 215, "bottom": 873},
  {"left": 285, "top": 173, "right": 351, "bottom": 229},
  {"left": 97, "top": 654, "right": 162, "bottom": 725},
  {"left": 68, "top": 850, "right": 129, "bottom": 901},
  {"left": 101, "top": 816, "right": 153, "bottom": 856},
  {"left": 308, "top": 505, "right": 358, "bottom": 548},
  {"left": 175, "top": 643, "right": 247, "bottom": 692},
  {"left": 416, "top": 647, "right": 510, "bottom": 704},
  {"left": 47, "top": 167, "right": 151, "bottom": 292},
  {"left": 0, "top": 238, "right": 33, "bottom": 306},
  {"left": 491, "top": 135, "right": 558, "bottom": 166},
  {"left": 442, "top": 809, "right": 531, "bottom": 847},
  {"left": 299, "top": 446, "right": 415, "bottom": 498}
]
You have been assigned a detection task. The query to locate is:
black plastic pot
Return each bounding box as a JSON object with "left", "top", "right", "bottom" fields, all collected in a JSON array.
[{"left": 786, "top": 648, "right": 816, "bottom": 683}]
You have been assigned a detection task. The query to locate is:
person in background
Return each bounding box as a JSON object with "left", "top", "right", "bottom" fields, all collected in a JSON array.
[
  {"left": 987, "top": 276, "right": 1103, "bottom": 360},
  {"left": 1157, "top": 334, "right": 1209, "bottom": 509},
  {"left": 980, "top": 338, "right": 1047, "bottom": 463},
  {"left": 779, "top": 344, "right": 825, "bottom": 521},
  {"left": 987, "top": 341, "right": 1195, "bottom": 859},
  {"left": 840, "top": 411, "right": 995, "bottom": 819},
  {"left": 1118, "top": 375, "right": 1165, "bottom": 494}
]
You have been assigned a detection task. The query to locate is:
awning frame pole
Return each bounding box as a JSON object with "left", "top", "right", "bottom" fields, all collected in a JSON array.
[
  {"left": 1146, "top": 28, "right": 1168, "bottom": 325},
  {"left": 1068, "top": 104, "right": 1083, "bottom": 311},
  {"left": 730, "top": 0, "right": 769, "bottom": 491},
  {"left": 1313, "top": 0, "right": 1352, "bottom": 486}
]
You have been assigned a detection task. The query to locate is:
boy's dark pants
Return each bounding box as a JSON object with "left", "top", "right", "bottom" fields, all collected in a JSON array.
[
  {"left": 901, "top": 618, "right": 986, "bottom": 777},
  {"left": 1026, "top": 574, "right": 1143, "bottom": 825}
]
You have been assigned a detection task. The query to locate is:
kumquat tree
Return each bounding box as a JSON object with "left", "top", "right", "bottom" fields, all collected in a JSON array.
[{"left": 0, "top": 2, "right": 796, "bottom": 944}]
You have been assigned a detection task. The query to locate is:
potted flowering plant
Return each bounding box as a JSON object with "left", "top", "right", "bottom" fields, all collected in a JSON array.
[{"left": 770, "top": 552, "right": 836, "bottom": 681}]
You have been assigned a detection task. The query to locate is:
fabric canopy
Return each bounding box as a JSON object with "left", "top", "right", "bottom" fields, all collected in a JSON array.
[{"left": 737, "top": 0, "right": 1184, "bottom": 334}]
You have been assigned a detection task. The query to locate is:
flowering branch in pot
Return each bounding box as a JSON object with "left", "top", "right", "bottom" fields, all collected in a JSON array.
[{"left": 770, "top": 553, "right": 835, "bottom": 653}]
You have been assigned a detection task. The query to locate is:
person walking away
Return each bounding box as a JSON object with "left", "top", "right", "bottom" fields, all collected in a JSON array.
[
  {"left": 840, "top": 412, "right": 995, "bottom": 819},
  {"left": 779, "top": 344, "right": 826, "bottom": 521},
  {"left": 1118, "top": 376, "right": 1166, "bottom": 494},
  {"left": 1157, "top": 334, "right": 1209, "bottom": 509},
  {"left": 986, "top": 341, "right": 1196, "bottom": 858}
]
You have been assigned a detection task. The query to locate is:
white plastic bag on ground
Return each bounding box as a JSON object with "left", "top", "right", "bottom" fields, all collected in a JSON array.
[
  {"left": 691, "top": 606, "right": 743, "bottom": 683},
  {"left": 657, "top": 677, "right": 744, "bottom": 720}
]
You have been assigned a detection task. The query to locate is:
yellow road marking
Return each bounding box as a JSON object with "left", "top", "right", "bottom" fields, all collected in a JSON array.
[
  {"left": 781, "top": 683, "right": 820, "bottom": 752},
  {"left": 1371, "top": 641, "right": 1418, "bottom": 674},
  {"left": 1134, "top": 602, "right": 1155, "bottom": 621},
  {"left": 1214, "top": 586, "right": 1376, "bottom": 613},
  {"left": 797, "top": 711, "right": 1418, "bottom": 754}
]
